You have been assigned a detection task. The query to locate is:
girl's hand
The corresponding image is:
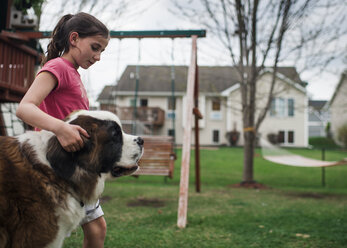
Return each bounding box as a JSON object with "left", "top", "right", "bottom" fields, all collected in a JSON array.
[{"left": 55, "top": 122, "right": 90, "bottom": 152}]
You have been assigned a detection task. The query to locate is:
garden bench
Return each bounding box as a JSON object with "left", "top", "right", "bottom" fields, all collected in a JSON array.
[{"left": 134, "top": 135, "right": 176, "bottom": 178}]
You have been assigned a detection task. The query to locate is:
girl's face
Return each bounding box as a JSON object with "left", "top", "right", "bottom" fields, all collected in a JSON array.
[{"left": 68, "top": 34, "right": 109, "bottom": 69}]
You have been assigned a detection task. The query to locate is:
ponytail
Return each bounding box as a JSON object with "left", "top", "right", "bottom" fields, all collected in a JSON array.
[
  {"left": 42, "top": 14, "right": 73, "bottom": 65},
  {"left": 42, "top": 13, "right": 109, "bottom": 65}
]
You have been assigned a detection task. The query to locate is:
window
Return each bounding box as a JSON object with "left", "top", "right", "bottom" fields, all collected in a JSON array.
[
  {"left": 168, "top": 129, "right": 175, "bottom": 137},
  {"left": 288, "top": 131, "right": 294, "bottom": 143},
  {"left": 277, "top": 98, "right": 285, "bottom": 117},
  {"left": 168, "top": 97, "right": 176, "bottom": 110},
  {"left": 278, "top": 131, "right": 285, "bottom": 143},
  {"left": 140, "top": 99, "right": 148, "bottom": 107},
  {"left": 288, "top": 99, "right": 294, "bottom": 116},
  {"left": 167, "top": 112, "right": 176, "bottom": 119},
  {"left": 278, "top": 130, "right": 295, "bottom": 144},
  {"left": 210, "top": 99, "right": 222, "bottom": 120},
  {"left": 270, "top": 98, "right": 295, "bottom": 117},
  {"left": 212, "top": 130, "right": 220, "bottom": 143},
  {"left": 130, "top": 99, "right": 136, "bottom": 107},
  {"left": 167, "top": 97, "right": 176, "bottom": 120},
  {"left": 212, "top": 99, "right": 221, "bottom": 111},
  {"left": 270, "top": 99, "right": 276, "bottom": 116}
]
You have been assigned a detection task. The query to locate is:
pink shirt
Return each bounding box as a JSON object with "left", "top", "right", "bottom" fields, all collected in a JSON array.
[{"left": 37, "top": 57, "right": 89, "bottom": 120}]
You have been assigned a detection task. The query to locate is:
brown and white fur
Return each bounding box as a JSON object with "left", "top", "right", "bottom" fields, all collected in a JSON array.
[{"left": 0, "top": 110, "right": 143, "bottom": 248}]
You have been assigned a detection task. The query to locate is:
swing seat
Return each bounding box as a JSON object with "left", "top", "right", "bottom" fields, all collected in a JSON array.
[{"left": 134, "top": 135, "right": 176, "bottom": 178}]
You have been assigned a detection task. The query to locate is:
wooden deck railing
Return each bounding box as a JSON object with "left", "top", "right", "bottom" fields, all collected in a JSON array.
[{"left": 0, "top": 33, "right": 38, "bottom": 102}]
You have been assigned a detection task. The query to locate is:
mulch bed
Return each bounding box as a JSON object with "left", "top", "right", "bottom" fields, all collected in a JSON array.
[
  {"left": 127, "top": 197, "right": 166, "bottom": 208},
  {"left": 229, "top": 181, "right": 270, "bottom": 189}
]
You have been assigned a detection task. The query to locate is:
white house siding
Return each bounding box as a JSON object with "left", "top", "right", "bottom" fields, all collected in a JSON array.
[
  {"left": 227, "top": 73, "right": 308, "bottom": 147},
  {"left": 199, "top": 96, "right": 228, "bottom": 145},
  {"left": 164, "top": 95, "right": 183, "bottom": 140},
  {"left": 103, "top": 70, "right": 308, "bottom": 147},
  {"left": 330, "top": 73, "right": 347, "bottom": 145},
  {"left": 114, "top": 94, "right": 229, "bottom": 146},
  {"left": 259, "top": 73, "right": 308, "bottom": 147}
]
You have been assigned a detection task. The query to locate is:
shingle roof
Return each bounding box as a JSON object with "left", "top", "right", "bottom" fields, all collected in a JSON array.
[
  {"left": 330, "top": 69, "right": 347, "bottom": 105},
  {"left": 97, "top": 65, "right": 303, "bottom": 101},
  {"left": 309, "top": 100, "right": 328, "bottom": 111}
]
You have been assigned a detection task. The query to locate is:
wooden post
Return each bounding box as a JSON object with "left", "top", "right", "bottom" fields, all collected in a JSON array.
[
  {"left": 321, "top": 148, "right": 326, "bottom": 187},
  {"left": 194, "top": 63, "right": 201, "bottom": 193},
  {"left": 177, "top": 35, "right": 197, "bottom": 229}
]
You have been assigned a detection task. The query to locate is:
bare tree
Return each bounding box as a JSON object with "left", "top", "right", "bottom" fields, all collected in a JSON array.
[
  {"left": 170, "top": 0, "right": 347, "bottom": 184},
  {"left": 38, "top": 0, "right": 156, "bottom": 30}
]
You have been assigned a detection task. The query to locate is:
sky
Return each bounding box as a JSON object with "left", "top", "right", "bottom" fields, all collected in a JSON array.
[{"left": 38, "top": 0, "right": 347, "bottom": 105}]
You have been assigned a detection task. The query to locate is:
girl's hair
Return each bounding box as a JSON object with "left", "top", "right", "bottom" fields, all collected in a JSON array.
[{"left": 42, "top": 12, "right": 109, "bottom": 65}]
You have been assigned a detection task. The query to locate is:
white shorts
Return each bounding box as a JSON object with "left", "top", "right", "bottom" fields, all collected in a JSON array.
[{"left": 80, "top": 200, "right": 104, "bottom": 226}]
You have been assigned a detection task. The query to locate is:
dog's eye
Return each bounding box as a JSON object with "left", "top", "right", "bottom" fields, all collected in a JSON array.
[
  {"left": 107, "top": 122, "right": 122, "bottom": 140},
  {"left": 110, "top": 126, "right": 121, "bottom": 137},
  {"left": 110, "top": 129, "right": 117, "bottom": 137}
]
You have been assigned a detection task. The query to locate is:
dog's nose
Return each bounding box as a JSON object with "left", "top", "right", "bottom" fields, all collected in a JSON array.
[{"left": 136, "top": 137, "right": 144, "bottom": 146}]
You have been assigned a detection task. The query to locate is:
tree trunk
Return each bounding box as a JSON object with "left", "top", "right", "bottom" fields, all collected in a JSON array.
[{"left": 243, "top": 132, "right": 255, "bottom": 183}]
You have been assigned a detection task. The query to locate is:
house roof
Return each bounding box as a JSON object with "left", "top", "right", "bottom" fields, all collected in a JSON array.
[
  {"left": 330, "top": 69, "right": 347, "bottom": 106},
  {"left": 97, "top": 65, "right": 304, "bottom": 101},
  {"left": 309, "top": 100, "right": 328, "bottom": 111}
]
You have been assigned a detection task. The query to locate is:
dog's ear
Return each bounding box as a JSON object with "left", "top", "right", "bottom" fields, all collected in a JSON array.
[{"left": 46, "top": 136, "right": 76, "bottom": 180}]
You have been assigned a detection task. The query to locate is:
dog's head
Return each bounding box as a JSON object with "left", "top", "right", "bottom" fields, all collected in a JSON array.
[{"left": 46, "top": 110, "right": 143, "bottom": 181}]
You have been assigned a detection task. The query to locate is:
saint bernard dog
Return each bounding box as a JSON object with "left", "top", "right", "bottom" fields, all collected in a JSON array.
[{"left": 0, "top": 110, "right": 143, "bottom": 248}]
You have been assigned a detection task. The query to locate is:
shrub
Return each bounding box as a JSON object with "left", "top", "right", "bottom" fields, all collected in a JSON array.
[
  {"left": 267, "top": 133, "right": 278, "bottom": 144},
  {"left": 225, "top": 131, "right": 240, "bottom": 146},
  {"left": 325, "top": 122, "right": 332, "bottom": 138},
  {"left": 337, "top": 124, "right": 347, "bottom": 148},
  {"left": 309, "top": 136, "right": 340, "bottom": 149}
]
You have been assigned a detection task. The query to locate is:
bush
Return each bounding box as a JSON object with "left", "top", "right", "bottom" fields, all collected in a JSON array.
[
  {"left": 267, "top": 133, "right": 278, "bottom": 144},
  {"left": 225, "top": 131, "right": 240, "bottom": 146},
  {"left": 309, "top": 136, "right": 340, "bottom": 149},
  {"left": 337, "top": 124, "right": 347, "bottom": 148},
  {"left": 325, "top": 122, "right": 332, "bottom": 138}
]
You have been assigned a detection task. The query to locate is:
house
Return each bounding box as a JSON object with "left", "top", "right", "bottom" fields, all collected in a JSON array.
[
  {"left": 308, "top": 100, "right": 330, "bottom": 137},
  {"left": 329, "top": 70, "right": 347, "bottom": 146},
  {"left": 97, "top": 65, "right": 308, "bottom": 147},
  {"left": 0, "top": 0, "right": 41, "bottom": 135}
]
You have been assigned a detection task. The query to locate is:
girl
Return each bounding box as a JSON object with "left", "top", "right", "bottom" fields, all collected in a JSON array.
[{"left": 16, "top": 12, "right": 110, "bottom": 248}]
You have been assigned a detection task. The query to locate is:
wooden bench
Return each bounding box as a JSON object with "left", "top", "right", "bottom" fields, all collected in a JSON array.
[{"left": 134, "top": 135, "right": 176, "bottom": 178}]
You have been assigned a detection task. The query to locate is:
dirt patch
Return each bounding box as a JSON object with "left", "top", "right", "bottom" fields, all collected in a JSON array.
[
  {"left": 286, "top": 192, "right": 327, "bottom": 199},
  {"left": 100, "top": 195, "right": 112, "bottom": 203},
  {"left": 286, "top": 192, "right": 347, "bottom": 200},
  {"left": 229, "top": 181, "right": 270, "bottom": 189},
  {"left": 296, "top": 193, "right": 327, "bottom": 199},
  {"left": 127, "top": 197, "right": 166, "bottom": 208}
]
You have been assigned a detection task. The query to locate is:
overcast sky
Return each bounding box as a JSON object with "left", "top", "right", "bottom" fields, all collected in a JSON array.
[{"left": 39, "top": 0, "right": 347, "bottom": 105}]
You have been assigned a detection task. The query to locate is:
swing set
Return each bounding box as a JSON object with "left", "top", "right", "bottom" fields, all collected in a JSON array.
[
  {"left": 103, "top": 30, "right": 206, "bottom": 228},
  {"left": 103, "top": 30, "right": 205, "bottom": 183}
]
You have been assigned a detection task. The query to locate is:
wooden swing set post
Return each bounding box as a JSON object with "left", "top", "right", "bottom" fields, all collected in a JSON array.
[{"left": 177, "top": 35, "right": 202, "bottom": 228}]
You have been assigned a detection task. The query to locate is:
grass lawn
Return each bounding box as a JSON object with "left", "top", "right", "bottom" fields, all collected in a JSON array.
[{"left": 63, "top": 147, "right": 347, "bottom": 248}]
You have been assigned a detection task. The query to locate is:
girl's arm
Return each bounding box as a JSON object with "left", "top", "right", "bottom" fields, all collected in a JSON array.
[{"left": 16, "top": 72, "right": 89, "bottom": 152}]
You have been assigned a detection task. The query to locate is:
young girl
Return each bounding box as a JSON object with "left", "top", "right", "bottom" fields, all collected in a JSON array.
[{"left": 16, "top": 12, "right": 110, "bottom": 248}]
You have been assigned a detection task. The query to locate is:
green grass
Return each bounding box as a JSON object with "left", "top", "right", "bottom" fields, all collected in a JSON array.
[{"left": 63, "top": 147, "right": 347, "bottom": 248}]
